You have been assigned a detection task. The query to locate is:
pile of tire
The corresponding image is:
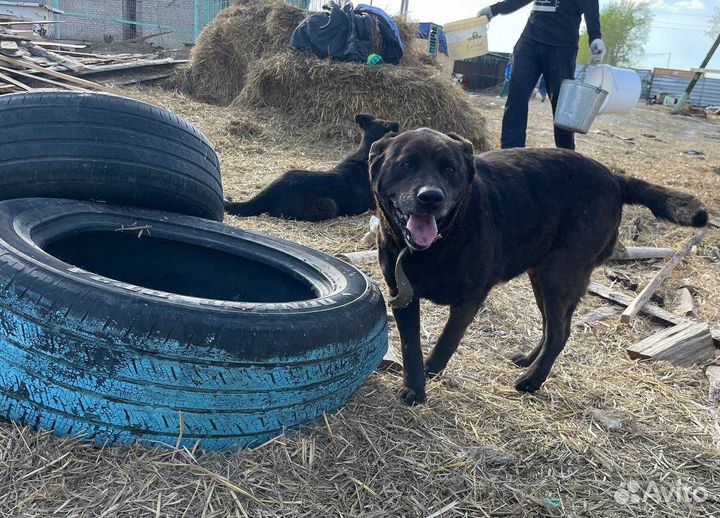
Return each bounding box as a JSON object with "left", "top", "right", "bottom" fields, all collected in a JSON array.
[{"left": 0, "top": 92, "right": 387, "bottom": 450}]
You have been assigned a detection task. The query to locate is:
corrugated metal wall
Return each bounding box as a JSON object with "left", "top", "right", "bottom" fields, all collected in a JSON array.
[
  {"left": 573, "top": 66, "right": 720, "bottom": 108},
  {"left": 648, "top": 73, "right": 720, "bottom": 108}
]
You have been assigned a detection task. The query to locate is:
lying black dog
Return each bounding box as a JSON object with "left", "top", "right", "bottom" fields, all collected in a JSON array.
[
  {"left": 370, "top": 128, "right": 708, "bottom": 405},
  {"left": 225, "top": 114, "right": 400, "bottom": 221}
]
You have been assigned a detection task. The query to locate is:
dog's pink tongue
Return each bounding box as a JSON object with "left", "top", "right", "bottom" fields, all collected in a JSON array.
[{"left": 407, "top": 215, "right": 438, "bottom": 248}]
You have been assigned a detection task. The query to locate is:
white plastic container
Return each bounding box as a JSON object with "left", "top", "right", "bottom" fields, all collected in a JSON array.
[{"left": 585, "top": 65, "right": 641, "bottom": 114}]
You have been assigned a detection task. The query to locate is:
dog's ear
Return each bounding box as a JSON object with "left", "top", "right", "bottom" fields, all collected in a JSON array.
[
  {"left": 446, "top": 132, "right": 476, "bottom": 181},
  {"left": 354, "top": 113, "right": 375, "bottom": 129},
  {"left": 368, "top": 132, "right": 398, "bottom": 181},
  {"left": 388, "top": 121, "right": 400, "bottom": 133},
  {"left": 446, "top": 132, "right": 474, "bottom": 155}
]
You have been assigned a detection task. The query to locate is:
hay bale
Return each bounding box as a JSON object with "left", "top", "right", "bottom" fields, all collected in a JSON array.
[
  {"left": 393, "top": 16, "right": 424, "bottom": 66},
  {"left": 234, "top": 50, "right": 490, "bottom": 150},
  {"left": 177, "top": 0, "right": 306, "bottom": 104}
]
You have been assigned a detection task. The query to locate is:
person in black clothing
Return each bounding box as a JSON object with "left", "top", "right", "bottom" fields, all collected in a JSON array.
[{"left": 479, "top": 0, "right": 605, "bottom": 150}]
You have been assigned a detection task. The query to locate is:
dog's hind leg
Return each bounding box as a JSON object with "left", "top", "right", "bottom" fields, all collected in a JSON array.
[
  {"left": 514, "top": 263, "right": 593, "bottom": 392},
  {"left": 425, "top": 299, "right": 484, "bottom": 378},
  {"left": 511, "top": 269, "right": 546, "bottom": 368}
]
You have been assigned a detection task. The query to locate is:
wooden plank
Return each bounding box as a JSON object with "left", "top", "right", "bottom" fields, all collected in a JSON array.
[
  {"left": 626, "top": 322, "right": 713, "bottom": 367},
  {"left": 20, "top": 41, "right": 87, "bottom": 72},
  {"left": 0, "top": 54, "right": 112, "bottom": 92},
  {"left": 33, "top": 41, "right": 87, "bottom": 49},
  {"left": 0, "top": 64, "right": 85, "bottom": 91},
  {"left": 0, "top": 69, "right": 31, "bottom": 91},
  {"left": 0, "top": 21, "right": 64, "bottom": 26},
  {"left": 78, "top": 58, "right": 187, "bottom": 75},
  {"left": 112, "top": 73, "right": 173, "bottom": 86},
  {"left": 610, "top": 246, "right": 674, "bottom": 261},
  {"left": 710, "top": 217, "right": 719, "bottom": 229},
  {"left": 0, "top": 40, "right": 18, "bottom": 51},
  {"left": 621, "top": 227, "right": 707, "bottom": 324},
  {"left": 122, "top": 30, "right": 173, "bottom": 43},
  {"left": 586, "top": 282, "right": 720, "bottom": 345}
]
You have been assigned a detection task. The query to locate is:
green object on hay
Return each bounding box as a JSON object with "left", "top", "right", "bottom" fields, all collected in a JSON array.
[{"left": 366, "top": 54, "right": 383, "bottom": 66}]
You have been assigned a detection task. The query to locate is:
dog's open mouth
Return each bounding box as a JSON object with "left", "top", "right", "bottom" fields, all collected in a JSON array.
[{"left": 392, "top": 206, "right": 439, "bottom": 251}]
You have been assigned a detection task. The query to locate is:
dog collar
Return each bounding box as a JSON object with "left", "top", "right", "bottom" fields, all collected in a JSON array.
[{"left": 388, "top": 247, "right": 414, "bottom": 309}]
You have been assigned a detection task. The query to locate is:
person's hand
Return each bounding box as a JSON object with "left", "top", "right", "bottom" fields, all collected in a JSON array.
[
  {"left": 590, "top": 39, "right": 606, "bottom": 65},
  {"left": 478, "top": 6, "right": 493, "bottom": 20}
]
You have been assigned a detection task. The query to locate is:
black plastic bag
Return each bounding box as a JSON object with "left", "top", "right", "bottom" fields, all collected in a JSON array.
[{"left": 290, "top": 2, "right": 375, "bottom": 62}]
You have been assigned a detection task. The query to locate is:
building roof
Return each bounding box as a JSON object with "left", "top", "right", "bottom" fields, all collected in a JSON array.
[{"left": 0, "top": 2, "right": 64, "bottom": 15}]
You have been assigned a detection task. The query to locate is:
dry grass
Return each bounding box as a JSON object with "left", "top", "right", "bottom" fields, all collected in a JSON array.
[
  {"left": 170, "top": 0, "right": 490, "bottom": 149},
  {"left": 234, "top": 50, "right": 490, "bottom": 150},
  {"left": 172, "top": 0, "right": 306, "bottom": 105},
  {"left": 0, "top": 88, "right": 719, "bottom": 517}
]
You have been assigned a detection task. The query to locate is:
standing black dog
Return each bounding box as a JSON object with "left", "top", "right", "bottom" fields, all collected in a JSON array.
[
  {"left": 224, "top": 114, "right": 400, "bottom": 221},
  {"left": 370, "top": 128, "right": 708, "bottom": 405}
]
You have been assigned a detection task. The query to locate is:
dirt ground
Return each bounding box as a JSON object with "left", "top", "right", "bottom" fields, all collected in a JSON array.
[{"left": 1, "top": 88, "right": 719, "bottom": 518}]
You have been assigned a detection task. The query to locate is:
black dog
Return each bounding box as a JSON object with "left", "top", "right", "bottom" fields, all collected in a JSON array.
[
  {"left": 225, "top": 114, "right": 400, "bottom": 221},
  {"left": 370, "top": 128, "right": 708, "bottom": 405}
]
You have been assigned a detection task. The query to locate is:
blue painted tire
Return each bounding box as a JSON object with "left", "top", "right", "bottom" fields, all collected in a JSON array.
[{"left": 0, "top": 198, "right": 388, "bottom": 450}]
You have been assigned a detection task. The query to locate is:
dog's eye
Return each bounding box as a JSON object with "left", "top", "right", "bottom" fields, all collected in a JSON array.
[{"left": 445, "top": 166, "right": 455, "bottom": 174}]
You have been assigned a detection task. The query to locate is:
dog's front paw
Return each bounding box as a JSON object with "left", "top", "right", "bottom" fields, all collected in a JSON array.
[
  {"left": 514, "top": 373, "right": 544, "bottom": 393},
  {"left": 399, "top": 386, "right": 426, "bottom": 406},
  {"left": 510, "top": 352, "right": 534, "bottom": 368}
]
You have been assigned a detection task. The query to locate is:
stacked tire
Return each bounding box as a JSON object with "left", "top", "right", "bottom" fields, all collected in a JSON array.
[{"left": 0, "top": 92, "right": 387, "bottom": 450}]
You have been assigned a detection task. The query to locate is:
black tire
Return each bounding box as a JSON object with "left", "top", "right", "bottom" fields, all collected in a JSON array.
[
  {"left": 0, "top": 198, "right": 387, "bottom": 450},
  {"left": 0, "top": 91, "right": 224, "bottom": 221}
]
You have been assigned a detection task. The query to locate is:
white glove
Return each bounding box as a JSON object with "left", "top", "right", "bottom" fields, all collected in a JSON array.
[
  {"left": 478, "top": 6, "right": 493, "bottom": 20},
  {"left": 590, "top": 38, "right": 606, "bottom": 65}
]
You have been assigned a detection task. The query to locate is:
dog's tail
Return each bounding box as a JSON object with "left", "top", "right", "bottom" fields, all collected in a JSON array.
[
  {"left": 224, "top": 195, "right": 270, "bottom": 217},
  {"left": 617, "top": 174, "right": 708, "bottom": 227}
]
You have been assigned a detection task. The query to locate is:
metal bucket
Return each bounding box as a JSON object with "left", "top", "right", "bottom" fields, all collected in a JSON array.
[{"left": 553, "top": 79, "right": 608, "bottom": 134}]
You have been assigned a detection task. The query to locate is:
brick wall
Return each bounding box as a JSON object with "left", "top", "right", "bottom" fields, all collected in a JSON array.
[
  {"left": 55, "top": 0, "right": 125, "bottom": 43},
  {"left": 51, "top": 0, "right": 197, "bottom": 48},
  {"left": 139, "top": 0, "right": 195, "bottom": 49}
]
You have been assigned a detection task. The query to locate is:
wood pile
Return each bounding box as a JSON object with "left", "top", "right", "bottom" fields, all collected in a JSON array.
[{"left": 0, "top": 24, "right": 186, "bottom": 93}]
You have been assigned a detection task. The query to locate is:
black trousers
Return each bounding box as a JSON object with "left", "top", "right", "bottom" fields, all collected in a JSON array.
[{"left": 501, "top": 38, "right": 578, "bottom": 150}]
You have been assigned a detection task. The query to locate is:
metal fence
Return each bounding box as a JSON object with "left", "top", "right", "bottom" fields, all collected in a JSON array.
[{"left": 51, "top": 0, "right": 242, "bottom": 49}]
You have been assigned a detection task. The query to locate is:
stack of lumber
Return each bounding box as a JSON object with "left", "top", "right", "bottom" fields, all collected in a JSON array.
[{"left": 0, "top": 24, "right": 186, "bottom": 93}]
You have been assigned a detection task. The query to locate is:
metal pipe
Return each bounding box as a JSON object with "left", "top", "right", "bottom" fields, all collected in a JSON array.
[{"left": 194, "top": 0, "right": 200, "bottom": 42}]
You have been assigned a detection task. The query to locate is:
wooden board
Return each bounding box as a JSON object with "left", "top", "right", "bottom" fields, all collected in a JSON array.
[
  {"left": 33, "top": 41, "right": 87, "bottom": 50},
  {"left": 609, "top": 246, "right": 674, "bottom": 261},
  {"left": 0, "top": 69, "right": 31, "bottom": 91},
  {"left": 0, "top": 53, "right": 111, "bottom": 92},
  {"left": 0, "top": 63, "right": 85, "bottom": 91},
  {"left": 621, "top": 227, "right": 707, "bottom": 323},
  {"left": 587, "top": 282, "right": 720, "bottom": 346},
  {"left": 0, "top": 40, "right": 18, "bottom": 51},
  {"left": 0, "top": 21, "right": 64, "bottom": 26},
  {"left": 626, "top": 322, "right": 713, "bottom": 367},
  {"left": 78, "top": 58, "right": 187, "bottom": 75}
]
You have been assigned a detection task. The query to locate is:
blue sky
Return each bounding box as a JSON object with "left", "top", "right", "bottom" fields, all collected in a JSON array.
[{"left": 371, "top": 0, "right": 719, "bottom": 71}]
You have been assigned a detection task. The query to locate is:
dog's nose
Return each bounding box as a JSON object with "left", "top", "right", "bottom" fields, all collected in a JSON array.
[{"left": 417, "top": 186, "right": 444, "bottom": 205}]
